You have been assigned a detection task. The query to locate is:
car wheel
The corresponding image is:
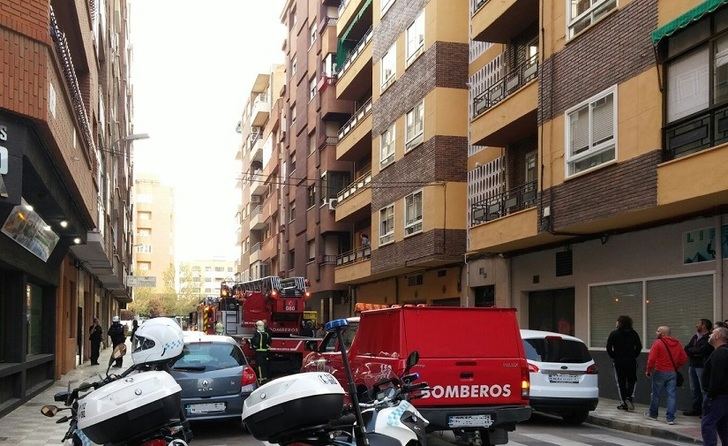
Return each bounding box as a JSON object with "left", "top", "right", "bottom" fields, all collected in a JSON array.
[{"left": 562, "top": 410, "right": 589, "bottom": 425}]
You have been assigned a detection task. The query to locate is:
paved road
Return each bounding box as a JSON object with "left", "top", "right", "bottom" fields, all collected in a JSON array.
[{"left": 190, "top": 413, "right": 698, "bottom": 446}]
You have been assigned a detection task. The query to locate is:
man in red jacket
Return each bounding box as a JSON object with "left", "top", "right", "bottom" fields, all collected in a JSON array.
[{"left": 645, "top": 326, "right": 688, "bottom": 425}]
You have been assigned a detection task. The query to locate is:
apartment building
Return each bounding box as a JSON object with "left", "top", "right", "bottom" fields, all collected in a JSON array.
[
  {"left": 0, "top": 0, "right": 135, "bottom": 415},
  {"left": 179, "top": 258, "right": 235, "bottom": 299},
  {"left": 134, "top": 174, "right": 175, "bottom": 292},
  {"left": 467, "top": 0, "right": 728, "bottom": 404},
  {"left": 330, "top": 0, "right": 470, "bottom": 306}
]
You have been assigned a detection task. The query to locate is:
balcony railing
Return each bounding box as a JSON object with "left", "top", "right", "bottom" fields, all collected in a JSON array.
[
  {"left": 321, "top": 255, "right": 338, "bottom": 265},
  {"left": 249, "top": 131, "right": 261, "bottom": 151},
  {"left": 338, "top": 27, "right": 373, "bottom": 78},
  {"left": 338, "top": 0, "right": 350, "bottom": 12},
  {"left": 250, "top": 242, "right": 261, "bottom": 253},
  {"left": 470, "top": 180, "right": 538, "bottom": 226},
  {"left": 337, "top": 171, "right": 372, "bottom": 203},
  {"left": 664, "top": 105, "right": 728, "bottom": 160},
  {"left": 49, "top": 7, "right": 97, "bottom": 171},
  {"left": 338, "top": 99, "right": 372, "bottom": 141},
  {"left": 336, "top": 247, "right": 371, "bottom": 266},
  {"left": 250, "top": 205, "right": 261, "bottom": 217},
  {"left": 472, "top": 54, "right": 538, "bottom": 118}
]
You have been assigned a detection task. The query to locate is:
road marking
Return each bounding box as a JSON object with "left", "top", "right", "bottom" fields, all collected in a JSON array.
[
  {"left": 522, "top": 433, "right": 592, "bottom": 445},
  {"left": 581, "top": 433, "right": 654, "bottom": 445}
]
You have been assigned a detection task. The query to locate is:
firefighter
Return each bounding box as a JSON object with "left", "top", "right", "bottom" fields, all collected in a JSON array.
[{"left": 251, "top": 320, "right": 272, "bottom": 384}]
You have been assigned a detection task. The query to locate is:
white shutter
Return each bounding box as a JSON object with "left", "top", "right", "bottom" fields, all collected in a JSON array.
[
  {"left": 591, "top": 93, "right": 613, "bottom": 146},
  {"left": 589, "top": 282, "right": 643, "bottom": 348},
  {"left": 667, "top": 47, "right": 709, "bottom": 123},
  {"left": 645, "top": 275, "right": 713, "bottom": 343},
  {"left": 569, "top": 105, "right": 590, "bottom": 156}
]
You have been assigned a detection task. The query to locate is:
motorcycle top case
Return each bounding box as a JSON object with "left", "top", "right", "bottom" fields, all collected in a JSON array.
[
  {"left": 242, "top": 372, "right": 344, "bottom": 441},
  {"left": 77, "top": 371, "right": 182, "bottom": 444}
]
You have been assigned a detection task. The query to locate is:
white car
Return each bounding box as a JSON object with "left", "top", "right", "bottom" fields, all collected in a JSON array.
[{"left": 521, "top": 329, "right": 599, "bottom": 425}]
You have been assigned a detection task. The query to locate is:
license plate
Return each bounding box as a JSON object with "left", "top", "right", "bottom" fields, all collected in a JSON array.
[
  {"left": 548, "top": 373, "right": 580, "bottom": 383},
  {"left": 187, "top": 402, "right": 226, "bottom": 414},
  {"left": 448, "top": 415, "right": 493, "bottom": 428}
]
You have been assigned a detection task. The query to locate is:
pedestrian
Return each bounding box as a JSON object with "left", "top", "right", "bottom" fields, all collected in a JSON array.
[
  {"left": 89, "top": 317, "right": 103, "bottom": 365},
  {"left": 716, "top": 321, "right": 727, "bottom": 329},
  {"left": 701, "top": 326, "right": 728, "bottom": 446},
  {"left": 315, "top": 323, "right": 326, "bottom": 338},
  {"left": 130, "top": 319, "right": 139, "bottom": 350},
  {"left": 606, "top": 315, "right": 642, "bottom": 411},
  {"left": 645, "top": 325, "right": 688, "bottom": 425},
  {"left": 360, "top": 233, "right": 370, "bottom": 249},
  {"left": 684, "top": 319, "right": 714, "bottom": 416},
  {"left": 107, "top": 316, "right": 126, "bottom": 368},
  {"left": 301, "top": 320, "right": 314, "bottom": 337},
  {"left": 215, "top": 320, "right": 224, "bottom": 335},
  {"left": 251, "top": 320, "right": 271, "bottom": 384}
]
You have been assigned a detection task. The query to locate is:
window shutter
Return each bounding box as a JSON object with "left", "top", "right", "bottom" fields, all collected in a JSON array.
[
  {"left": 591, "top": 93, "right": 613, "bottom": 146},
  {"left": 667, "top": 47, "right": 709, "bottom": 123},
  {"left": 589, "top": 282, "right": 643, "bottom": 348},
  {"left": 569, "top": 106, "right": 589, "bottom": 155},
  {"left": 645, "top": 275, "right": 713, "bottom": 343}
]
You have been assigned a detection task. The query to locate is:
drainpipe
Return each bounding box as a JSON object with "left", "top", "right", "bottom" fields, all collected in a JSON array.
[{"left": 718, "top": 215, "right": 725, "bottom": 320}]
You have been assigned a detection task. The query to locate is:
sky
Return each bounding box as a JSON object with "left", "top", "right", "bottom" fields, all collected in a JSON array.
[{"left": 130, "top": 0, "right": 285, "bottom": 262}]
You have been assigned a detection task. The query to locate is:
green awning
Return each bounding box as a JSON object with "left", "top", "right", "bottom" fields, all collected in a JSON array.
[
  {"left": 651, "top": 0, "right": 728, "bottom": 44},
  {"left": 336, "top": 0, "right": 373, "bottom": 68}
]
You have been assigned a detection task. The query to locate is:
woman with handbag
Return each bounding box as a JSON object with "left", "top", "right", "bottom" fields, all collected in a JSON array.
[{"left": 645, "top": 326, "right": 688, "bottom": 425}]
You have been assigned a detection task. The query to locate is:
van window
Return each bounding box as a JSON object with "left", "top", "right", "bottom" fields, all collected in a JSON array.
[
  {"left": 523, "top": 338, "right": 592, "bottom": 363},
  {"left": 321, "top": 324, "right": 358, "bottom": 353}
]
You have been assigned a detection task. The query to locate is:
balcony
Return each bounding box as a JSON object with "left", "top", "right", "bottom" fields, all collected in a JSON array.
[
  {"left": 261, "top": 187, "right": 279, "bottom": 222},
  {"left": 337, "top": 99, "right": 372, "bottom": 161},
  {"left": 470, "top": 181, "right": 538, "bottom": 226},
  {"left": 249, "top": 242, "right": 261, "bottom": 264},
  {"left": 318, "top": 75, "right": 352, "bottom": 120},
  {"left": 336, "top": 27, "right": 373, "bottom": 100},
  {"left": 250, "top": 170, "right": 266, "bottom": 195},
  {"left": 471, "top": 56, "right": 538, "bottom": 147},
  {"left": 249, "top": 130, "right": 263, "bottom": 162},
  {"left": 262, "top": 236, "right": 277, "bottom": 262},
  {"left": 664, "top": 105, "right": 728, "bottom": 161},
  {"left": 335, "top": 247, "right": 372, "bottom": 284},
  {"left": 249, "top": 205, "right": 266, "bottom": 230},
  {"left": 471, "top": 0, "right": 539, "bottom": 44},
  {"left": 251, "top": 93, "right": 271, "bottom": 127},
  {"left": 336, "top": 171, "right": 372, "bottom": 222}
]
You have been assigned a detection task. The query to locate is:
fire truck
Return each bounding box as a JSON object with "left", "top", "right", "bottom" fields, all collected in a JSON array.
[{"left": 219, "top": 276, "right": 320, "bottom": 376}]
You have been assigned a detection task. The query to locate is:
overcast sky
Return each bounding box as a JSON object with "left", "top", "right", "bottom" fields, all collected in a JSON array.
[{"left": 130, "top": 0, "right": 285, "bottom": 262}]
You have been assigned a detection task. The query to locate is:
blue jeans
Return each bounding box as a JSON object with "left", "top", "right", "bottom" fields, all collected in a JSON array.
[
  {"left": 702, "top": 395, "right": 728, "bottom": 446},
  {"left": 649, "top": 370, "right": 677, "bottom": 422},
  {"left": 689, "top": 366, "right": 705, "bottom": 412}
]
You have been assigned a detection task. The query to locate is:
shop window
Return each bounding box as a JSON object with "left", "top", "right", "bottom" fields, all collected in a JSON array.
[
  {"left": 565, "top": 86, "right": 616, "bottom": 177},
  {"left": 589, "top": 282, "right": 643, "bottom": 348},
  {"left": 26, "top": 283, "right": 44, "bottom": 356}
]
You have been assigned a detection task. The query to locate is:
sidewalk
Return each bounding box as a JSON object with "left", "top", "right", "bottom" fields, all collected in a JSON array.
[
  {"left": 0, "top": 343, "right": 131, "bottom": 446},
  {"left": 588, "top": 397, "right": 703, "bottom": 444}
]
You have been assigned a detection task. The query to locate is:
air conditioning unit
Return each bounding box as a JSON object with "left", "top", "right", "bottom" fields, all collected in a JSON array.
[{"left": 327, "top": 198, "right": 338, "bottom": 211}]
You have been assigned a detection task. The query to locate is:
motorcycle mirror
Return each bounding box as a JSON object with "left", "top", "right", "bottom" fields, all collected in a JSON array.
[
  {"left": 78, "top": 381, "right": 93, "bottom": 391},
  {"left": 405, "top": 351, "right": 419, "bottom": 372},
  {"left": 112, "top": 344, "right": 127, "bottom": 359},
  {"left": 41, "top": 405, "right": 59, "bottom": 417}
]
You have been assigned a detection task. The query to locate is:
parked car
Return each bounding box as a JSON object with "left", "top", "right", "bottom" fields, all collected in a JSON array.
[
  {"left": 520, "top": 329, "right": 598, "bottom": 425},
  {"left": 302, "top": 307, "right": 532, "bottom": 445},
  {"left": 169, "top": 333, "right": 257, "bottom": 427}
]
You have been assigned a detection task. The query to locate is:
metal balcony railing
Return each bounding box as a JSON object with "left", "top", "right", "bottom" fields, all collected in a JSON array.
[
  {"left": 249, "top": 131, "right": 262, "bottom": 151},
  {"left": 250, "top": 205, "right": 261, "bottom": 217},
  {"left": 336, "top": 247, "right": 371, "bottom": 266},
  {"left": 338, "top": 99, "right": 372, "bottom": 141},
  {"left": 338, "top": 27, "right": 373, "bottom": 78},
  {"left": 337, "top": 171, "right": 372, "bottom": 203},
  {"left": 49, "top": 7, "right": 97, "bottom": 170},
  {"left": 664, "top": 105, "right": 728, "bottom": 160},
  {"left": 470, "top": 180, "right": 538, "bottom": 226},
  {"left": 250, "top": 242, "right": 261, "bottom": 253},
  {"left": 472, "top": 54, "right": 538, "bottom": 118}
]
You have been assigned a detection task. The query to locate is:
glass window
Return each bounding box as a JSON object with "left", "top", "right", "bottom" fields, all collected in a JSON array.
[
  {"left": 288, "top": 250, "right": 295, "bottom": 269},
  {"left": 645, "top": 275, "right": 713, "bottom": 344},
  {"left": 171, "top": 342, "right": 247, "bottom": 371},
  {"left": 380, "top": 124, "right": 395, "bottom": 168},
  {"left": 405, "top": 100, "right": 424, "bottom": 151},
  {"left": 566, "top": 87, "right": 616, "bottom": 176},
  {"left": 523, "top": 338, "right": 592, "bottom": 363},
  {"left": 291, "top": 56, "right": 297, "bottom": 76},
  {"left": 309, "top": 76, "right": 317, "bottom": 101},
  {"left": 307, "top": 184, "right": 316, "bottom": 208},
  {"left": 567, "top": 0, "right": 616, "bottom": 38},
  {"left": 667, "top": 47, "right": 709, "bottom": 122},
  {"left": 290, "top": 104, "right": 297, "bottom": 128},
  {"left": 381, "top": 0, "right": 395, "bottom": 15},
  {"left": 289, "top": 202, "right": 296, "bottom": 222},
  {"left": 26, "top": 283, "right": 44, "bottom": 355},
  {"left": 381, "top": 43, "right": 396, "bottom": 90},
  {"left": 308, "top": 240, "right": 316, "bottom": 262},
  {"left": 138, "top": 211, "right": 151, "bottom": 220},
  {"left": 138, "top": 262, "right": 151, "bottom": 271},
  {"left": 379, "top": 205, "right": 394, "bottom": 245},
  {"left": 137, "top": 228, "right": 151, "bottom": 237},
  {"left": 309, "top": 20, "right": 317, "bottom": 47},
  {"left": 404, "top": 191, "right": 423, "bottom": 236},
  {"left": 589, "top": 282, "right": 643, "bottom": 348},
  {"left": 406, "top": 11, "right": 425, "bottom": 65}
]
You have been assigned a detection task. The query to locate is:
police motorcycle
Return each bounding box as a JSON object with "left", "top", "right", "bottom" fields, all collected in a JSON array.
[
  {"left": 40, "top": 318, "right": 192, "bottom": 446},
  {"left": 242, "top": 318, "right": 430, "bottom": 446}
]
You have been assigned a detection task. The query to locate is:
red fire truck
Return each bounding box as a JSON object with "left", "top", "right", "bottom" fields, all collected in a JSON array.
[{"left": 219, "top": 276, "right": 320, "bottom": 376}]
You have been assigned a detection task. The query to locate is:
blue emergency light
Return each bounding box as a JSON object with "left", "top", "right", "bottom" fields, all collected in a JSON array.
[{"left": 325, "top": 318, "right": 348, "bottom": 332}]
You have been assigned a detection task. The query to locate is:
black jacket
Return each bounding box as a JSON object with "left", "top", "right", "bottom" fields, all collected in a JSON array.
[
  {"left": 685, "top": 332, "right": 714, "bottom": 368},
  {"left": 108, "top": 322, "right": 126, "bottom": 345},
  {"left": 251, "top": 330, "right": 271, "bottom": 351},
  {"left": 89, "top": 325, "right": 102, "bottom": 343},
  {"left": 702, "top": 344, "right": 728, "bottom": 398},
  {"left": 606, "top": 328, "right": 642, "bottom": 361}
]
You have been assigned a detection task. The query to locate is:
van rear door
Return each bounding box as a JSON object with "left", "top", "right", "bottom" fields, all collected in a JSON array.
[{"left": 402, "top": 308, "right": 527, "bottom": 408}]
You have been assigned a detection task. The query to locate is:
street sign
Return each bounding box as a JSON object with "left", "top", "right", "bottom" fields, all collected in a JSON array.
[{"left": 127, "top": 275, "right": 157, "bottom": 287}]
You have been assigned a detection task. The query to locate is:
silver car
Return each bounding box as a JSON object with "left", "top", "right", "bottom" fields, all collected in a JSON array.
[{"left": 170, "top": 333, "right": 257, "bottom": 424}]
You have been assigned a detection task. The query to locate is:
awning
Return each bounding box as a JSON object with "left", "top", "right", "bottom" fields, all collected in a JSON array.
[
  {"left": 651, "top": 0, "right": 728, "bottom": 44},
  {"left": 336, "top": 0, "right": 373, "bottom": 67}
]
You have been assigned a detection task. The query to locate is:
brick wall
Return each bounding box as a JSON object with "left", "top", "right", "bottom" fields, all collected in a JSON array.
[
  {"left": 371, "top": 229, "right": 465, "bottom": 274},
  {"left": 0, "top": 27, "right": 48, "bottom": 120},
  {"left": 373, "top": 0, "right": 427, "bottom": 60},
  {"left": 539, "top": 0, "right": 658, "bottom": 123},
  {"left": 0, "top": 0, "right": 49, "bottom": 44}
]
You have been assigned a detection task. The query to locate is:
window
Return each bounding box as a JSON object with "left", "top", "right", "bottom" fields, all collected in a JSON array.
[
  {"left": 565, "top": 86, "right": 616, "bottom": 177},
  {"left": 567, "top": 0, "right": 616, "bottom": 38},
  {"left": 215, "top": 266, "right": 224, "bottom": 272},
  {"left": 381, "top": 0, "right": 395, "bottom": 15},
  {"left": 308, "top": 239, "right": 316, "bottom": 262},
  {"left": 290, "top": 152, "right": 296, "bottom": 174},
  {"left": 290, "top": 104, "right": 297, "bottom": 128},
  {"left": 136, "top": 244, "right": 152, "bottom": 253},
  {"left": 381, "top": 43, "right": 396, "bottom": 91},
  {"left": 290, "top": 8, "right": 297, "bottom": 29},
  {"left": 405, "top": 100, "right": 424, "bottom": 151},
  {"left": 320, "top": 171, "right": 350, "bottom": 203},
  {"left": 288, "top": 250, "right": 295, "bottom": 269},
  {"left": 309, "top": 76, "right": 317, "bottom": 101},
  {"left": 307, "top": 184, "right": 316, "bottom": 208},
  {"left": 406, "top": 11, "right": 425, "bottom": 65},
  {"left": 309, "top": 21, "right": 317, "bottom": 47},
  {"left": 137, "top": 228, "right": 151, "bottom": 237},
  {"left": 228, "top": 267, "right": 233, "bottom": 272},
  {"left": 26, "top": 284, "right": 44, "bottom": 355},
  {"left": 379, "top": 205, "right": 394, "bottom": 245},
  {"left": 309, "top": 134, "right": 316, "bottom": 154},
  {"left": 138, "top": 261, "right": 151, "bottom": 271},
  {"left": 380, "top": 123, "right": 395, "bottom": 168},
  {"left": 289, "top": 202, "right": 296, "bottom": 222},
  {"left": 205, "top": 266, "right": 211, "bottom": 272},
  {"left": 291, "top": 56, "right": 297, "bottom": 76},
  {"left": 205, "top": 288, "right": 212, "bottom": 293},
  {"left": 404, "top": 191, "right": 423, "bottom": 236},
  {"left": 138, "top": 211, "right": 151, "bottom": 220}
]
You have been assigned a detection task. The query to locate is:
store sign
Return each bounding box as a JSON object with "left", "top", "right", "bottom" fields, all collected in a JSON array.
[
  {"left": 127, "top": 276, "right": 157, "bottom": 287},
  {"left": 1, "top": 199, "right": 60, "bottom": 262},
  {"left": 0, "top": 116, "right": 24, "bottom": 205}
]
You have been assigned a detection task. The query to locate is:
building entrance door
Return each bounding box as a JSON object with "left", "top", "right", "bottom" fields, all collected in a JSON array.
[
  {"left": 76, "top": 307, "right": 83, "bottom": 366},
  {"left": 528, "top": 288, "right": 575, "bottom": 335}
]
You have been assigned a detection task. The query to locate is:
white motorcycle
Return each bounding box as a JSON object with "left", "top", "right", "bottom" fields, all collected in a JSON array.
[{"left": 242, "top": 318, "right": 429, "bottom": 446}]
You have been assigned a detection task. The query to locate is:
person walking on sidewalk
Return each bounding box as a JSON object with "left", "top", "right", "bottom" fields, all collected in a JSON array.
[
  {"left": 645, "top": 326, "right": 688, "bottom": 425},
  {"left": 251, "top": 320, "right": 272, "bottom": 384},
  {"left": 89, "top": 317, "right": 103, "bottom": 365},
  {"left": 107, "top": 316, "right": 126, "bottom": 368},
  {"left": 607, "top": 315, "right": 642, "bottom": 411},
  {"left": 701, "top": 326, "right": 728, "bottom": 446},
  {"left": 684, "top": 318, "right": 714, "bottom": 416}
]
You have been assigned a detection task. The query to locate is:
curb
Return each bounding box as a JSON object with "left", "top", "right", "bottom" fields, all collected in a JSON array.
[{"left": 587, "top": 414, "right": 703, "bottom": 444}]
